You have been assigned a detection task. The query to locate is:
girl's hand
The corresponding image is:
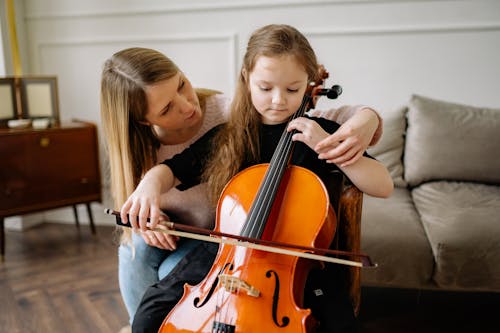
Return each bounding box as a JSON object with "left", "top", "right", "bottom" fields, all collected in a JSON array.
[
  {"left": 315, "top": 108, "right": 379, "bottom": 166},
  {"left": 288, "top": 117, "right": 329, "bottom": 150},
  {"left": 140, "top": 213, "right": 179, "bottom": 250}
]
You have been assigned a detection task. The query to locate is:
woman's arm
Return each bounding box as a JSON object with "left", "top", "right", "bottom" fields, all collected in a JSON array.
[
  {"left": 309, "top": 105, "right": 383, "bottom": 166},
  {"left": 124, "top": 126, "right": 220, "bottom": 232},
  {"left": 120, "top": 164, "right": 176, "bottom": 231},
  {"left": 288, "top": 116, "right": 393, "bottom": 198}
]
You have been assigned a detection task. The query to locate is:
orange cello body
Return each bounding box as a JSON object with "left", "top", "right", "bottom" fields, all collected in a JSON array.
[{"left": 158, "top": 163, "right": 337, "bottom": 332}]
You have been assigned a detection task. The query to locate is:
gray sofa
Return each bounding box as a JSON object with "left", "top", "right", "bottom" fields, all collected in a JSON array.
[{"left": 360, "top": 94, "right": 500, "bottom": 292}]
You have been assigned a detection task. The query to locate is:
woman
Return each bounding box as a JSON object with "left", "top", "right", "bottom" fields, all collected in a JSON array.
[{"left": 99, "top": 47, "right": 383, "bottom": 327}]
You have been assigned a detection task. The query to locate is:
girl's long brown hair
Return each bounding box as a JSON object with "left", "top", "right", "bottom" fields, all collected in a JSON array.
[{"left": 202, "top": 24, "right": 321, "bottom": 205}]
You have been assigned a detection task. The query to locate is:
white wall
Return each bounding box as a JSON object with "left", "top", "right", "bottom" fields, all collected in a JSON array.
[
  {"left": 13, "top": 0, "right": 500, "bottom": 225},
  {"left": 0, "top": 18, "right": 5, "bottom": 75}
]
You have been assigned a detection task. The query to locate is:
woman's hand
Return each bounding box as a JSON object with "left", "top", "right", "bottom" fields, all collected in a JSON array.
[
  {"left": 120, "top": 164, "right": 174, "bottom": 232},
  {"left": 288, "top": 117, "right": 329, "bottom": 150},
  {"left": 140, "top": 213, "right": 179, "bottom": 250},
  {"left": 315, "top": 108, "right": 379, "bottom": 166}
]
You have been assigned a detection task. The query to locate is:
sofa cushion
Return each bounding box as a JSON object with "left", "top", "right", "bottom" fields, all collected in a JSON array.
[
  {"left": 367, "top": 106, "right": 407, "bottom": 187},
  {"left": 404, "top": 94, "right": 500, "bottom": 187},
  {"left": 361, "top": 187, "right": 434, "bottom": 288},
  {"left": 412, "top": 181, "right": 500, "bottom": 291}
]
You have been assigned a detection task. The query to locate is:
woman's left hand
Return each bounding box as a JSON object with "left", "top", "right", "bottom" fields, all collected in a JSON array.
[
  {"left": 141, "top": 213, "right": 179, "bottom": 250},
  {"left": 315, "top": 108, "right": 379, "bottom": 166}
]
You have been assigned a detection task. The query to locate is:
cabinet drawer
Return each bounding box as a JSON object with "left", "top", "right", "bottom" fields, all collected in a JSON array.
[
  {"left": 0, "top": 123, "right": 101, "bottom": 216},
  {"left": 27, "top": 128, "right": 100, "bottom": 186}
]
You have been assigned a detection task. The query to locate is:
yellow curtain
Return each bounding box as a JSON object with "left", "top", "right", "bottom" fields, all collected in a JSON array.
[{"left": 5, "top": 0, "right": 22, "bottom": 75}]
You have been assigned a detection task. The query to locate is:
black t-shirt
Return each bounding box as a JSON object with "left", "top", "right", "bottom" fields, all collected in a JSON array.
[{"left": 162, "top": 116, "right": 368, "bottom": 190}]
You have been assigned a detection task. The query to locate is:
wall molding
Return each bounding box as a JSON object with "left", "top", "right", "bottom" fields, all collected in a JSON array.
[
  {"left": 304, "top": 22, "right": 500, "bottom": 37},
  {"left": 35, "top": 32, "right": 237, "bottom": 47},
  {"left": 34, "top": 21, "right": 500, "bottom": 50},
  {"left": 24, "top": 0, "right": 456, "bottom": 20},
  {"left": 34, "top": 33, "right": 239, "bottom": 90},
  {"left": 32, "top": 20, "right": 500, "bottom": 84}
]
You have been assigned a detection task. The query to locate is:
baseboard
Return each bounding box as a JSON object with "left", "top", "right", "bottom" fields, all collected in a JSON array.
[
  {"left": 41, "top": 203, "right": 115, "bottom": 226},
  {"left": 4, "top": 214, "right": 44, "bottom": 231}
]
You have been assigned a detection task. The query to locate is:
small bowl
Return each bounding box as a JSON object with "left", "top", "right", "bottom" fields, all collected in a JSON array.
[
  {"left": 7, "top": 119, "right": 32, "bottom": 129},
  {"left": 32, "top": 118, "right": 51, "bottom": 129}
]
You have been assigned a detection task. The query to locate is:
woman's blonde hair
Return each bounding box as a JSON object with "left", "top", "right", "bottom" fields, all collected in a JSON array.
[
  {"left": 203, "top": 24, "right": 320, "bottom": 204},
  {"left": 100, "top": 47, "right": 217, "bottom": 242}
]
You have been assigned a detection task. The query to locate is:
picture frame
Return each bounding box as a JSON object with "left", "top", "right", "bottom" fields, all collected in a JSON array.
[
  {"left": 0, "top": 77, "right": 20, "bottom": 125},
  {"left": 19, "top": 76, "right": 60, "bottom": 123}
]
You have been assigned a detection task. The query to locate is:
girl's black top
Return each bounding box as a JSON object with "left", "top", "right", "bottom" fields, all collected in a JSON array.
[{"left": 162, "top": 116, "right": 369, "bottom": 190}]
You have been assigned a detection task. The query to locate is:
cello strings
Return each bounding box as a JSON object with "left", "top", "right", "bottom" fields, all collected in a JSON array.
[{"left": 244, "top": 94, "right": 310, "bottom": 239}]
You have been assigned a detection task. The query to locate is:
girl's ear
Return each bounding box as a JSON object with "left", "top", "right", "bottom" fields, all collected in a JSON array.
[{"left": 138, "top": 120, "right": 150, "bottom": 126}]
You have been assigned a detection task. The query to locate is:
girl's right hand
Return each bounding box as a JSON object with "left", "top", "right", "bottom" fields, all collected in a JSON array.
[{"left": 288, "top": 116, "right": 329, "bottom": 150}]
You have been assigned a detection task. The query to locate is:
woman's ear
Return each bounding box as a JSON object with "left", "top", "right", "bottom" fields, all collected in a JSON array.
[
  {"left": 138, "top": 120, "right": 150, "bottom": 126},
  {"left": 241, "top": 68, "right": 248, "bottom": 82}
]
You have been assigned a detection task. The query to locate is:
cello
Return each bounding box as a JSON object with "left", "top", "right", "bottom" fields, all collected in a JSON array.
[{"left": 159, "top": 70, "right": 344, "bottom": 332}]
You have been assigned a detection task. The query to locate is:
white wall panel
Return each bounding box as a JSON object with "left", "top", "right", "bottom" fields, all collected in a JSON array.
[
  {"left": 309, "top": 25, "right": 500, "bottom": 110},
  {"left": 36, "top": 35, "right": 236, "bottom": 123},
  {"left": 16, "top": 0, "right": 500, "bottom": 225}
]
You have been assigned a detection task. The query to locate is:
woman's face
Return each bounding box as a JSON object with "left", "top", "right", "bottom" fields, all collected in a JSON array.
[
  {"left": 248, "top": 55, "right": 308, "bottom": 125},
  {"left": 143, "top": 72, "right": 203, "bottom": 144}
]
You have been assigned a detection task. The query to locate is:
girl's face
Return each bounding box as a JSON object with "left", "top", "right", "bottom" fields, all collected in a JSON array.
[
  {"left": 248, "top": 55, "right": 308, "bottom": 125},
  {"left": 143, "top": 72, "right": 203, "bottom": 144}
]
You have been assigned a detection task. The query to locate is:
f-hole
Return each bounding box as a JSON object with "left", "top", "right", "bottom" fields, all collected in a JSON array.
[
  {"left": 194, "top": 263, "right": 234, "bottom": 308},
  {"left": 266, "top": 270, "right": 290, "bottom": 328}
]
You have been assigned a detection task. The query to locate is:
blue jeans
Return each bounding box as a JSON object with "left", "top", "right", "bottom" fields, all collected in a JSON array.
[{"left": 118, "top": 232, "right": 201, "bottom": 323}]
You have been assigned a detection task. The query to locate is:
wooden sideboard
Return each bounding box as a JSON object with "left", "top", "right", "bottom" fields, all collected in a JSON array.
[{"left": 0, "top": 121, "right": 102, "bottom": 259}]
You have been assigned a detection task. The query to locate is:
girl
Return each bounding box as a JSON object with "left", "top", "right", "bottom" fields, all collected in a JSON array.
[
  {"left": 100, "top": 46, "right": 383, "bottom": 330},
  {"left": 123, "top": 25, "right": 392, "bottom": 332}
]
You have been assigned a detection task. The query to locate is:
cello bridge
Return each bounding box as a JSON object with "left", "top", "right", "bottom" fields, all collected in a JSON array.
[{"left": 218, "top": 274, "right": 260, "bottom": 297}]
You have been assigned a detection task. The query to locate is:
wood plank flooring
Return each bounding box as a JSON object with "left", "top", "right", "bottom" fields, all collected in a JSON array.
[
  {"left": 1, "top": 223, "right": 499, "bottom": 333},
  {"left": 1, "top": 223, "right": 127, "bottom": 333}
]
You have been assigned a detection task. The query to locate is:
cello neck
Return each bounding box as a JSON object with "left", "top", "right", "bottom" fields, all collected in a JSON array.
[{"left": 240, "top": 93, "right": 313, "bottom": 239}]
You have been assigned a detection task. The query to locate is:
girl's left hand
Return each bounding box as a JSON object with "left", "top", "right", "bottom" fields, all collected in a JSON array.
[{"left": 288, "top": 117, "right": 329, "bottom": 150}]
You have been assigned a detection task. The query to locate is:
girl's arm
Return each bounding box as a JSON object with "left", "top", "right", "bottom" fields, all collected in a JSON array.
[
  {"left": 120, "top": 164, "right": 176, "bottom": 231},
  {"left": 339, "top": 157, "right": 394, "bottom": 198}
]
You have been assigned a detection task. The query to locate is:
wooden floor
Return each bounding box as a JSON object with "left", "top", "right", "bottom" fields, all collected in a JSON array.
[
  {"left": 1, "top": 223, "right": 498, "bottom": 333},
  {"left": 1, "top": 223, "right": 127, "bottom": 333}
]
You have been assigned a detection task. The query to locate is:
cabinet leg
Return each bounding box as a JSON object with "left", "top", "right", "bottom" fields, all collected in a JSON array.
[
  {"left": 73, "top": 205, "right": 80, "bottom": 229},
  {"left": 86, "top": 203, "right": 96, "bottom": 235},
  {"left": 1, "top": 217, "right": 5, "bottom": 261}
]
